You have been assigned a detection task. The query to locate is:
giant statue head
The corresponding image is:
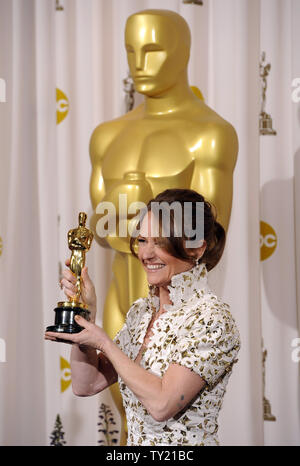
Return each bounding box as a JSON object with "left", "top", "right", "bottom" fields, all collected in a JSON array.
[{"left": 125, "top": 9, "right": 191, "bottom": 96}]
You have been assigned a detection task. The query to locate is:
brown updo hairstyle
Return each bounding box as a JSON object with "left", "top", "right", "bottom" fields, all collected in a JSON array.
[{"left": 130, "top": 188, "right": 226, "bottom": 271}]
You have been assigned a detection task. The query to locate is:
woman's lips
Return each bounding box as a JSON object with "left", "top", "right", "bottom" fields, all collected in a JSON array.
[{"left": 144, "top": 263, "right": 166, "bottom": 271}]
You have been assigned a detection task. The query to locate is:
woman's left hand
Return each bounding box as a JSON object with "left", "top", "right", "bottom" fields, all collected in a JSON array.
[{"left": 45, "top": 315, "right": 110, "bottom": 352}]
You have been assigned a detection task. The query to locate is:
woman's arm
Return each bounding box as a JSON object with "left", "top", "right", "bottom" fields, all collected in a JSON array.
[
  {"left": 46, "top": 261, "right": 117, "bottom": 396},
  {"left": 45, "top": 260, "right": 205, "bottom": 420},
  {"left": 103, "top": 337, "right": 206, "bottom": 422},
  {"left": 46, "top": 316, "right": 205, "bottom": 420},
  {"left": 70, "top": 345, "right": 118, "bottom": 396}
]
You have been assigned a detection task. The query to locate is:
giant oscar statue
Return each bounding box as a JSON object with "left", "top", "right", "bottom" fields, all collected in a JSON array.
[{"left": 89, "top": 9, "right": 238, "bottom": 444}]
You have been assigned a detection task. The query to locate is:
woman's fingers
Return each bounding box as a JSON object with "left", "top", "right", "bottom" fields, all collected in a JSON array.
[
  {"left": 44, "top": 334, "right": 57, "bottom": 341},
  {"left": 45, "top": 331, "right": 77, "bottom": 345},
  {"left": 60, "top": 283, "right": 77, "bottom": 302},
  {"left": 74, "top": 314, "right": 90, "bottom": 329},
  {"left": 61, "top": 277, "right": 76, "bottom": 291},
  {"left": 81, "top": 267, "right": 97, "bottom": 308},
  {"left": 45, "top": 331, "right": 73, "bottom": 340},
  {"left": 81, "top": 267, "right": 92, "bottom": 286},
  {"left": 60, "top": 266, "right": 77, "bottom": 297},
  {"left": 64, "top": 287, "right": 76, "bottom": 299},
  {"left": 62, "top": 268, "right": 76, "bottom": 284},
  {"left": 81, "top": 267, "right": 96, "bottom": 295},
  {"left": 59, "top": 262, "right": 96, "bottom": 310}
]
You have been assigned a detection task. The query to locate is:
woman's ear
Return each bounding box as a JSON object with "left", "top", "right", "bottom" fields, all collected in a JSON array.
[
  {"left": 197, "top": 239, "right": 207, "bottom": 258},
  {"left": 186, "top": 239, "right": 207, "bottom": 260}
]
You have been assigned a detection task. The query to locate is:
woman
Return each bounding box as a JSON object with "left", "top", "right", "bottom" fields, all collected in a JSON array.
[{"left": 45, "top": 189, "right": 240, "bottom": 446}]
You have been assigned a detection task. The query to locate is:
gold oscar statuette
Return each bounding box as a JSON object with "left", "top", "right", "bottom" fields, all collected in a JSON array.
[
  {"left": 259, "top": 51, "right": 277, "bottom": 136},
  {"left": 46, "top": 212, "right": 94, "bottom": 334}
]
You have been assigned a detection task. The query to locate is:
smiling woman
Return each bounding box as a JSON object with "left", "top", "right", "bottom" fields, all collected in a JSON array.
[
  {"left": 134, "top": 206, "right": 207, "bottom": 289},
  {"left": 45, "top": 188, "right": 240, "bottom": 446},
  {"left": 130, "top": 188, "right": 226, "bottom": 273}
]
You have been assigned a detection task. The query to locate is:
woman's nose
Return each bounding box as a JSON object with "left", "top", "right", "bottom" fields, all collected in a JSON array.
[{"left": 142, "top": 240, "right": 156, "bottom": 259}]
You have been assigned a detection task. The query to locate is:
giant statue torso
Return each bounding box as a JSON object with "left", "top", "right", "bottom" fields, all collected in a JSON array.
[{"left": 91, "top": 101, "right": 237, "bottom": 245}]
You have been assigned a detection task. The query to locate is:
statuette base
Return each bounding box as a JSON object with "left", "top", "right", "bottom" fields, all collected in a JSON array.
[
  {"left": 259, "top": 112, "right": 277, "bottom": 136},
  {"left": 47, "top": 301, "right": 90, "bottom": 334}
]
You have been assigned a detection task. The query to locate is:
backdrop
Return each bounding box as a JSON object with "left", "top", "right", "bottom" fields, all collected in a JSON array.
[{"left": 0, "top": 0, "right": 299, "bottom": 446}]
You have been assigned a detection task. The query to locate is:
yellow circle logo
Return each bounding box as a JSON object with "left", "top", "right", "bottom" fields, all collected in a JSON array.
[
  {"left": 260, "top": 221, "right": 277, "bottom": 261},
  {"left": 60, "top": 356, "right": 71, "bottom": 393},
  {"left": 56, "top": 88, "right": 69, "bottom": 125}
]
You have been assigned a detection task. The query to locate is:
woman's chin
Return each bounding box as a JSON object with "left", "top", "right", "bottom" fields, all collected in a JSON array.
[
  {"left": 146, "top": 272, "right": 169, "bottom": 287},
  {"left": 147, "top": 276, "right": 161, "bottom": 286}
]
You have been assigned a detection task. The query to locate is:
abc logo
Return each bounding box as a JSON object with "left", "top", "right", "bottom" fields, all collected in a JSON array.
[
  {"left": 56, "top": 88, "right": 69, "bottom": 125},
  {"left": 60, "top": 356, "right": 71, "bottom": 393},
  {"left": 260, "top": 221, "right": 277, "bottom": 261}
]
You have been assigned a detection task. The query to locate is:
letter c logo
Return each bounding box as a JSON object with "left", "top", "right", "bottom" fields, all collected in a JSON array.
[
  {"left": 56, "top": 88, "right": 69, "bottom": 124},
  {"left": 260, "top": 221, "right": 277, "bottom": 261}
]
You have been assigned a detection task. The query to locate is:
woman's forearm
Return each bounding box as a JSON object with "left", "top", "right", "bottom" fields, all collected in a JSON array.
[
  {"left": 103, "top": 339, "right": 165, "bottom": 420},
  {"left": 70, "top": 305, "right": 107, "bottom": 396},
  {"left": 70, "top": 344, "right": 111, "bottom": 396}
]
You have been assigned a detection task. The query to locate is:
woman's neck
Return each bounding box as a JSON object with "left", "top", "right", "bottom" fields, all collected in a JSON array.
[{"left": 158, "top": 285, "right": 172, "bottom": 313}]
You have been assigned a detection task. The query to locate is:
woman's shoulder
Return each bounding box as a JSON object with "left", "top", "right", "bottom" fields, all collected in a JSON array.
[
  {"left": 186, "top": 289, "right": 230, "bottom": 316},
  {"left": 125, "top": 297, "right": 149, "bottom": 325},
  {"left": 200, "top": 291, "right": 233, "bottom": 319},
  {"left": 183, "top": 291, "right": 240, "bottom": 341}
]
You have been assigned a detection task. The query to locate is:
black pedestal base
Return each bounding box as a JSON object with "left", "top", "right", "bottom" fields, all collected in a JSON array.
[{"left": 46, "top": 305, "right": 90, "bottom": 334}]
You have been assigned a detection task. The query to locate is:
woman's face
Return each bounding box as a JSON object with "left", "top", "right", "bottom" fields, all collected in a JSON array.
[{"left": 137, "top": 211, "right": 203, "bottom": 287}]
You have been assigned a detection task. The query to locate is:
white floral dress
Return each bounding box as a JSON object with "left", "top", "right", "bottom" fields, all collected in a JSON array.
[{"left": 113, "top": 262, "right": 240, "bottom": 446}]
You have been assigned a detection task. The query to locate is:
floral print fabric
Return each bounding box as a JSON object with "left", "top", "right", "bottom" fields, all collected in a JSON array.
[{"left": 113, "top": 262, "right": 241, "bottom": 446}]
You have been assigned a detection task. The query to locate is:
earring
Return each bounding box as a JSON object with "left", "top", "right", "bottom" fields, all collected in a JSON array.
[{"left": 194, "top": 256, "right": 201, "bottom": 266}]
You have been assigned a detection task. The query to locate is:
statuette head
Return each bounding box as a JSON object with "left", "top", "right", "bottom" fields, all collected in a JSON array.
[
  {"left": 79, "top": 212, "right": 87, "bottom": 227},
  {"left": 125, "top": 10, "right": 191, "bottom": 96}
]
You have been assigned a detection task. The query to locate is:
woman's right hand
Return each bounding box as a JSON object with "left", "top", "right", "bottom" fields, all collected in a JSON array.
[{"left": 60, "top": 259, "right": 97, "bottom": 323}]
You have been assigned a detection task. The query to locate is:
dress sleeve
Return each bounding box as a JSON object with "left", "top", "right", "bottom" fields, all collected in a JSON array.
[
  {"left": 112, "top": 298, "right": 144, "bottom": 357},
  {"left": 113, "top": 322, "right": 129, "bottom": 354},
  {"left": 168, "top": 304, "right": 241, "bottom": 387}
]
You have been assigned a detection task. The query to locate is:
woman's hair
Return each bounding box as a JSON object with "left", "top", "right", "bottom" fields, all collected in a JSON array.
[{"left": 130, "top": 188, "right": 226, "bottom": 271}]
